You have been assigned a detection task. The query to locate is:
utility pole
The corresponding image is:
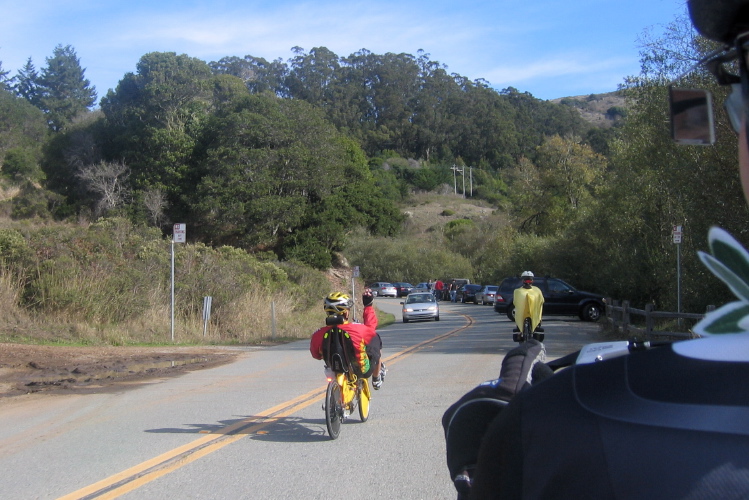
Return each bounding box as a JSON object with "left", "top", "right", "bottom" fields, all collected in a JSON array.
[{"left": 452, "top": 165, "right": 464, "bottom": 197}]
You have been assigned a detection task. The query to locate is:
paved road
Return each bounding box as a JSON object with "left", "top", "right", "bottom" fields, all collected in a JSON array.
[{"left": 0, "top": 299, "right": 602, "bottom": 499}]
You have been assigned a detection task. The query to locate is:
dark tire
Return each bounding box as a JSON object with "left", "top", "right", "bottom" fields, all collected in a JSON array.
[
  {"left": 358, "top": 379, "right": 370, "bottom": 422},
  {"left": 523, "top": 317, "right": 532, "bottom": 342},
  {"left": 403, "top": 317, "right": 409, "bottom": 323},
  {"left": 581, "top": 303, "right": 602, "bottom": 322},
  {"left": 325, "top": 381, "right": 342, "bottom": 440},
  {"left": 435, "top": 315, "right": 440, "bottom": 321},
  {"left": 506, "top": 306, "right": 515, "bottom": 322}
]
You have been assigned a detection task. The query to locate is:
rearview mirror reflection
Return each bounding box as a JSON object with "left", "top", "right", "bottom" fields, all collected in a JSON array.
[{"left": 669, "top": 86, "right": 715, "bottom": 145}]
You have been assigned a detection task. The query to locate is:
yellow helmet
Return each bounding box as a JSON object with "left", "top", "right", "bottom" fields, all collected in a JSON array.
[{"left": 324, "top": 292, "right": 353, "bottom": 315}]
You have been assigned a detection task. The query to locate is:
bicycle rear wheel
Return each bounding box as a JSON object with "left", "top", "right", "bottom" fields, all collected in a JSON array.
[
  {"left": 523, "top": 317, "right": 532, "bottom": 342},
  {"left": 325, "top": 381, "right": 342, "bottom": 439},
  {"left": 358, "top": 378, "right": 370, "bottom": 422}
]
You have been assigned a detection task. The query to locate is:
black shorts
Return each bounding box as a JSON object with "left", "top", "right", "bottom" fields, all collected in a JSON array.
[{"left": 363, "top": 334, "right": 382, "bottom": 377}]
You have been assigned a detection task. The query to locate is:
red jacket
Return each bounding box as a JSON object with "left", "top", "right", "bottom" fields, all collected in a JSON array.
[{"left": 310, "top": 305, "right": 378, "bottom": 374}]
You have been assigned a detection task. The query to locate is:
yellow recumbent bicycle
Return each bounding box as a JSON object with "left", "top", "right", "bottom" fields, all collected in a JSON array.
[{"left": 322, "top": 327, "right": 372, "bottom": 440}]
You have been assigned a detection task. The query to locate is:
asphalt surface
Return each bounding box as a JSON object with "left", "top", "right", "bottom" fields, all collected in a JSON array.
[{"left": 0, "top": 297, "right": 602, "bottom": 499}]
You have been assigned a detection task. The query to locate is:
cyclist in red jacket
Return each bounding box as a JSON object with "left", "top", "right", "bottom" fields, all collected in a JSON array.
[{"left": 310, "top": 288, "right": 387, "bottom": 389}]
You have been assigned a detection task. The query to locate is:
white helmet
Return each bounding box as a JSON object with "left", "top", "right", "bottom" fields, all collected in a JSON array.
[{"left": 521, "top": 271, "right": 534, "bottom": 287}]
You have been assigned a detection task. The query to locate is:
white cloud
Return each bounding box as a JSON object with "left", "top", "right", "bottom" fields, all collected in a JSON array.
[{"left": 484, "top": 54, "right": 635, "bottom": 86}]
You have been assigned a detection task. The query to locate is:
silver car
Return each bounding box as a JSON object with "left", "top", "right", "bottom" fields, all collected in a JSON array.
[
  {"left": 368, "top": 282, "right": 398, "bottom": 298},
  {"left": 475, "top": 285, "right": 499, "bottom": 305},
  {"left": 401, "top": 292, "right": 440, "bottom": 323}
]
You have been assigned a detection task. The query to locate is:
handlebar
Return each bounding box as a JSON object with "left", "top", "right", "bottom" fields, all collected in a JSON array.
[{"left": 548, "top": 338, "right": 675, "bottom": 371}]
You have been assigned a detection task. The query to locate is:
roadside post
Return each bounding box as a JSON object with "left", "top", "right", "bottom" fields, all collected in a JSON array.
[
  {"left": 673, "top": 225, "right": 683, "bottom": 326},
  {"left": 172, "top": 224, "right": 186, "bottom": 342},
  {"left": 353, "top": 266, "right": 360, "bottom": 322},
  {"left": 202, "top": 296, "right": 212, "bottom": 337}
]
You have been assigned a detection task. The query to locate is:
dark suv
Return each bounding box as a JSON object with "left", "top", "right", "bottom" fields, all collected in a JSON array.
[
  {"left": 493, "top": 276, "right": 605, "bottom": 322},
  {"left": 456, "top": 283, "right": 483, "bottom": 303}
]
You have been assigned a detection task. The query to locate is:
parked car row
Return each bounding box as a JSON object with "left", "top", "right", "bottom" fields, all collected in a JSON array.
[{"left": 370, "top": 276, "right": 605, "bottom": 324}]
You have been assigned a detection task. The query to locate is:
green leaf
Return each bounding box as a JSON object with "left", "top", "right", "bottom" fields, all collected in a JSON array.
[
  {"left": 698, "top": 252, "right": 749, "bottom": 303},
  {"left": 693, "top": 301, "right": 749, "bottom": 336},
  {"left": 708, "top": 227, "right": 749, "bottom": 289}
]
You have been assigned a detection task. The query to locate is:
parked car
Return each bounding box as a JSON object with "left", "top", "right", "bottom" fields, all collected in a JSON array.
[
  {"left": 412, "top": 282, "right": 432, "bottom": 293},
  {"left": 401, "top": 292, "right": 439, "bottom": 322},
  {"left": 392, "top": 282, "right": 414, "bottom": 297},
  {"left": 493, "top": 276, "right": 605, "bottom": 322},
  {"left": 367, "top": 282, "right": 397, "bottom": 298},
  {"left": 456, "top": 283, "right": 482, "bottom": 303},
  {"left": 474, "top": 285, "right": 499, "bottom": 305}
]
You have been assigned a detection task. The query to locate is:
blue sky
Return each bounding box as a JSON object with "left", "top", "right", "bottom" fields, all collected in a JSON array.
[{"left": 0, "top": 0, "right": 686, "bottom": 102}]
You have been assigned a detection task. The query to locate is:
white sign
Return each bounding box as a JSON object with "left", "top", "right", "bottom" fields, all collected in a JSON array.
[
  {"left": 672, "top": 225, "right": 682, "bottom": 244},
  {"left": 173, "top": 223, "right": 186, "bottom": 243},
  {"left": 353, "top": 266, "right": 360, "bottom": 278}
]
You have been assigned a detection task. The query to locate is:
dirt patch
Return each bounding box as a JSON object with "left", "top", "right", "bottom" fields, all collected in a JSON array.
[
  {"left": 0, "top": 343, "right": 244, "bottom": 398},
  {"left": 402, "top": 199, "right": 496, "bottom": 234}
]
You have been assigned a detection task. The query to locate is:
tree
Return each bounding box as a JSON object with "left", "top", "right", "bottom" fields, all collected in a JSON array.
[
  {"left": 13, "top": 58, "right": 39, "bottom": 105},
  {"left": 190, "top": 93, "right": 402, "bottom": 267},
  {"left": 558, "top": 10, "right": 749, "bottom": 310},
  {"left": 210, "top": 55, "right": 289, "bottom": 96},
  {"left": 0, "top": 59, "right": 9, "bottom": 91},
  {"left": 76, "top": 160, "right": 131, "bottom": 217},
  {"left": 142, "top": 188, "right": 168, "bottom": 228},
  {"left": 2, "top": 148, "right": 40, "bottom": 181},
  {"left": 36, "top": 45, "right": 97, "bottom": 132},
  {"left": 100, "top": 51, "right": 214, "bottom": 214},
  {"left": 0, "top": 89, "right": 47, "bottom": 175},
  {"left": 535, "top": 135, "right": 605, "bottom": 210}
]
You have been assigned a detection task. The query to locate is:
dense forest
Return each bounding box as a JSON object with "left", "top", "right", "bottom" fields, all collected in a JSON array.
[{"left": 0, "top": 7, "right": 747, "bottom": 326}]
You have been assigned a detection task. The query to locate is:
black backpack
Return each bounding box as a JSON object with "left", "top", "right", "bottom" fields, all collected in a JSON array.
[{"left": 321, "top": 318, "right": 360, "bottom": 375}]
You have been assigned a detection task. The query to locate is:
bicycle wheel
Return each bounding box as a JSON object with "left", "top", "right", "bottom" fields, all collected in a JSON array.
[
  {"left": 325, "top": 381, "right": 342, "bottom": 439},
  {"left": 358, "top": 378, "right": 370, "bottom": 422},
  {"left": 523, "top": 317, "right": 532, "bottom": 342}
]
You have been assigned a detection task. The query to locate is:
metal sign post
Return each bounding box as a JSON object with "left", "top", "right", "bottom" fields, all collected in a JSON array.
[
  {"left": 352, "top": 266, "right": 360, "bottom": 323},
  {"left": 171, "top": 224, "right": 186, "bottom": 342},
  {"left": 202, "top": 296, "right": 212, "bottom": 337},
  {"left": 673, "top": 225, "right": 683, "bottom": 323}
]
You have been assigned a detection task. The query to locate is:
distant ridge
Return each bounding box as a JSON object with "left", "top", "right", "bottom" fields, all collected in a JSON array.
[{"left": 552, "top": 91, "right": 627, "bottom": 128}]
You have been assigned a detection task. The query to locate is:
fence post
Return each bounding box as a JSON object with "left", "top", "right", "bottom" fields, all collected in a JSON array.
[
  {"left": 645, "top": 303, "right": 654, "bottom": 337},
  {"left": 622, "top": 300, "right": 630, "bottom": 336}
]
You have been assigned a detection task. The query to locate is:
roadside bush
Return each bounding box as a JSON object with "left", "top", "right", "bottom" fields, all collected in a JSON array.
[
  {"left": 0, "top": 218, "right": 330, "bottom": 345},
  {"left": 444, "top": 218, "right": 474, "bottom": 242},
  {"left": 345, "top": 234, "right": 473, "bottom": 284}
]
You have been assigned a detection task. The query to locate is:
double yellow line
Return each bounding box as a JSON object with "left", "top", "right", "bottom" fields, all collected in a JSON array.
[{"left": 59, "top": 316, "right": 472, "bottom": 500}]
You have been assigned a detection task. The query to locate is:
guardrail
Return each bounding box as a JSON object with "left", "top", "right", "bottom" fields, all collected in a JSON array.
[{"left": 605, "top": 299, "right": 715, "bottom": 340}]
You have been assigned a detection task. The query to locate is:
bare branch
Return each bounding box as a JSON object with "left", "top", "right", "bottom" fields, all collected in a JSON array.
[{"left": 77, "top": 160, "right": 130, "bottom": 217}]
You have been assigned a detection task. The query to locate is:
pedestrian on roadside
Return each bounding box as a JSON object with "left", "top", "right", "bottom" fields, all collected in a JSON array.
[{"left": 435, "top": 279, "right": 444, "bottom": 301}]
